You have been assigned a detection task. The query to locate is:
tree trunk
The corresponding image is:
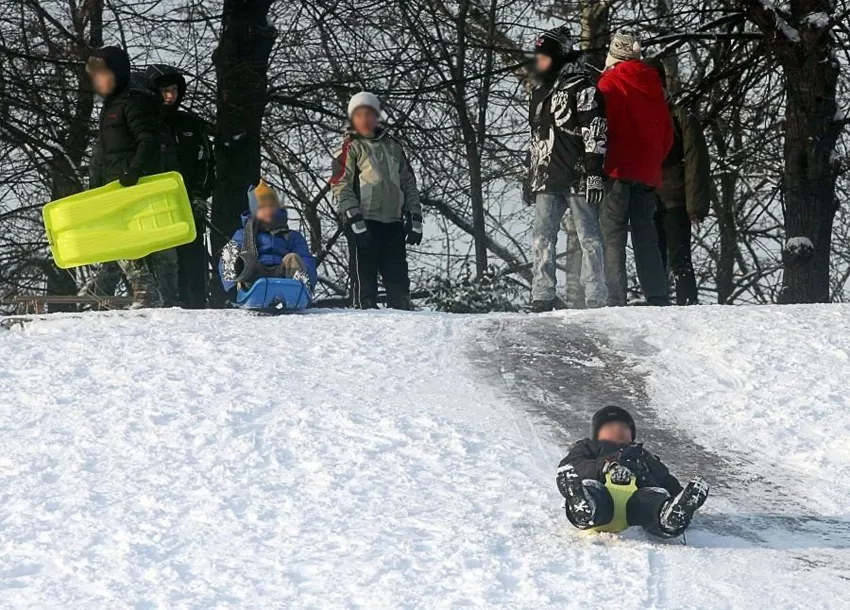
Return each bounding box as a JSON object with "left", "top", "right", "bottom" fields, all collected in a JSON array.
[
  {"left": 211, "top": 0, "right": 276, "bottom": 271},
  {"left": 746, "top": 0, "right": 842, "bottom": 303},
  {"left": 580, "top": 0, "right": 611, "bottom": 72}
]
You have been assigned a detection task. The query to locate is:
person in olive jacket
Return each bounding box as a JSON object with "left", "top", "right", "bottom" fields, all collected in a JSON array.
[
  {"left": 87, "top": 46, "right": 166, "bottom": 307},
  {"left": 652, "top": 61, "right": 711, "bottom": 306}
]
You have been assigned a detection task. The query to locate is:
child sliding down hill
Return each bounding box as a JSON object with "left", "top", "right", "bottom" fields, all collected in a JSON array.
[{"left": 557, "top": 406, "right": 709, "bottom": 538}]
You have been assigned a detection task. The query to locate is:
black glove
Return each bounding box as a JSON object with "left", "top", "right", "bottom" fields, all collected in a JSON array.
[
  {"left": 586, "top": 175, "right": 604, "bottom": 206},
  {"left": 604, "top": 463, "right": 634, "bottom": 485},
  {"left": 345, "top": 209, "right": 371, "bottom": 250},
  {"left": 405, "top": 212, "right": 423, "bottom": 246},
  {"left": 119, "top": 170, "right": 140, "bottom": 187}
]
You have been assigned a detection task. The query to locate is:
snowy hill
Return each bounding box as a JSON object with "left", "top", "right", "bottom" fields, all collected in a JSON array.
[{"left": 1, "top": 307, "right": 848, "bottom": 608}]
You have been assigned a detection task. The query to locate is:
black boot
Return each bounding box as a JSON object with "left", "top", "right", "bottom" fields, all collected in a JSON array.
[
  {"left": 659, "top": 477, "right": 709, "bottom": 536},
  {"left": 524, "top": 299, "right": 556, "bottom": 313},
  {"left": 557, "top": 464, "right": 595, "bottom": 528}
]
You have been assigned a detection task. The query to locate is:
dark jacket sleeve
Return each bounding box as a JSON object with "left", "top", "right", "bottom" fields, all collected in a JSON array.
[
  {"left": 681, "top": 109, "right": 711, "bottom": 221},
  {"left": 89, "top": 140, "right": 104, "bottom": 189},
  {"left": 558, "top": 439, "right": 606, "bottom": 482},
  {"left": 575, "top": 80, "right": 608, "bottom": 179},
  {"left": 125, "top": 91, "right": 159, "bottom": 176},
  {"left": 645, "top": 452, "right": 683, "bottom": 496}
]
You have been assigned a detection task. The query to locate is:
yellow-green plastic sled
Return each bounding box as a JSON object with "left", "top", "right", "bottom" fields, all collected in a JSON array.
[
  {"left": 588, "top": 473, "right": 638, "bottom": 533},
  {"left": 43, "top": 172, "right": 195, "bottom": 269}
]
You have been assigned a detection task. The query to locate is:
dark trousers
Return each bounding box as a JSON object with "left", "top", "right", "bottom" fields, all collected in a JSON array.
[
  {"left": 347, "top": 220, "right": 411, "bottom": 309},
  {"left": 600, "top": 180, "right": 669, "bottom": 306},
  {"left": 568, "top": 479, "right": 673, "bottom": 538},
  {"left": 655, "top": 206, "right": 698, "bottom": 306},
  {"left": 176, "top": 227, "right": 208, "bottom": 309}
]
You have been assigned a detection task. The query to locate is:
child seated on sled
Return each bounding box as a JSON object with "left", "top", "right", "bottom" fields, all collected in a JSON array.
[
  {"left": 219, "top": 179, "right": 317, "bottom": 298},
  {"left": 556, "top": 406, "right": 709, "bottom": 538}
]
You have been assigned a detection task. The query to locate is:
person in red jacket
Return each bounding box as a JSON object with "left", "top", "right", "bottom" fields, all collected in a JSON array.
[{"left": 597, "top": 31, "right": 674, "bottom": 306}]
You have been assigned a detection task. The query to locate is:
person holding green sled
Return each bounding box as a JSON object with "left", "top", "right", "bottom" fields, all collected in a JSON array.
[{"left": 557, "top": 406, "right": 709, "bottom": 537}]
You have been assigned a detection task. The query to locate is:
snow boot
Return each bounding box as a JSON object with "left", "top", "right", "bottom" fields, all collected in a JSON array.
[
  {"left": 557, "top": 464, "right": 596, "bottom": 528},
  {"left": 524, "top": 299, "right": 557, "bottom": 313},
  {"left": 659, "top": 477, "right": 709, "bottom": 536}
]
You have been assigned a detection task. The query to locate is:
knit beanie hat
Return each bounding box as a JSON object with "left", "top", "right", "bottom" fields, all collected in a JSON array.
[
  {"left": 606, "top": 30, "right": 642, "bottom": 68},
  {"left": 248, "top": 179, "right": 280, "bottom": 214},
  {"left": 591, "top": 406, "right": 637, "bottom": 441},
  {"left": 534, "top": 26, "right": 573, "bottom": 61},
  {"left": 347, "top": 92, "right": 381, "bottom": 119}
]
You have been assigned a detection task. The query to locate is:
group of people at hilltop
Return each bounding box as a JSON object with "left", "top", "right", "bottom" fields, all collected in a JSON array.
[
  {"left": 82, "top": 23, "right": 709, "bottom": 311},
  {"left": 526, "top": 27, "right": 710, "bottom": 311}
]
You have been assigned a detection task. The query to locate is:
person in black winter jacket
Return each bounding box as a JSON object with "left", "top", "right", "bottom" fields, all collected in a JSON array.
[
  {"left": 556, "top": 406, "right": 709, "bottom": 538},
  {"left": 526, "top": 26, "right": 608, "bottom": 312},
  {"left": 145, "top": 64, "right": 215, "bottom": 309},
  {"left": 87, "top": 46, "right": 168, "bottom": 307}
]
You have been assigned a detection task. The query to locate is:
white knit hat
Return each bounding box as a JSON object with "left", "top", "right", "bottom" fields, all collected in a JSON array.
[
  {"left": 347, "top": 91, "right": 381, "bottom": 119},
  {"left": 606, "top": 30, "right": 642, "bottom": 68}
]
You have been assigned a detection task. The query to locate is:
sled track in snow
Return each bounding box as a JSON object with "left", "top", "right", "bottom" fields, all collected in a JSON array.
[{"left": 468, "top": 315, "right": 850, "bottom": 550}]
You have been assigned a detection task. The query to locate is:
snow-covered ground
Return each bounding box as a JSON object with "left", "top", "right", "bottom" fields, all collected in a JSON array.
[{"left": 0, "top": 307, "right": 848, "bottom": 608}]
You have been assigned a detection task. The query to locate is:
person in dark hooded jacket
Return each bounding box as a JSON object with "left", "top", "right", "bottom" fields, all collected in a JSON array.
[
  {"left": 146, "top": 64, "right": 215, "bottom": 309},
  {"left": 86, "top": 46, "right": 167, "bottom": 307},
  {"left": 556, "top": 406, "right": 709, "bottom": 538}
]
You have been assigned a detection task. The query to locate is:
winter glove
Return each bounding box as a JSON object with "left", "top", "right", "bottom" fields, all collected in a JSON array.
[
  {"left": 192, "top": 198, "right": 210, "bottom": 215},
  {"left": 604, "top": 463, "right": 634, "bottom": 486},
  {"left": 405, "top": 212, "right": 423, "bottom": 246},
  {"left": 586, "top": 175, "right": 604, "bottom": 206},
  {"left": 344, "top": 209, "right": 371, "bottom": 250},
  {"left": 119, "top": 170, "right": 140, "bottom": 187}
]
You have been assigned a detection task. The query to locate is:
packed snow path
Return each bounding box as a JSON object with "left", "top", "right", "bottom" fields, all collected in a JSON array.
[{"left": 0, "top": 307, "right": 848, "bottom": 608}]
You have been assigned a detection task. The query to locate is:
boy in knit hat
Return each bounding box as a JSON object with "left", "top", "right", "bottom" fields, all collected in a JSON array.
[
  {"left": 526, "top": 26, "right": 608, "bottom": 312},
  {"left": 597, "top": 30, "right": 673, "bottom": 307},
  {"left": 219, "top": 179, "right": 317, "bottom": 298},
  {"left": 556, "top": 406, "right": 709, "bottom": 537},
  {"left": 330, "top": 92, "right": 422, "bottom": 310}
]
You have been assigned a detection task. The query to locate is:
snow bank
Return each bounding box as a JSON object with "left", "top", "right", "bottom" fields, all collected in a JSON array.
[
  {"left": 584, "top": 304, "right": 850, "bottom": 515},
  {"left": 1, "top": 308, "right": 848, "bottom": 608}
]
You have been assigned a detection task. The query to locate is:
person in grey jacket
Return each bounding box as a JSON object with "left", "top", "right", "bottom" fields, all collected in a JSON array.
[
  {"left": 652, "top": 61, "right": 711, "bottom": 306},
  {"left": 330, "top": 92, "right": 422, "bottom": 310}
]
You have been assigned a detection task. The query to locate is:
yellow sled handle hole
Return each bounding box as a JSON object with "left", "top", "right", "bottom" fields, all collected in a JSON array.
[{"left": 587, "top": 473, "right": 639, "bottom": 534}]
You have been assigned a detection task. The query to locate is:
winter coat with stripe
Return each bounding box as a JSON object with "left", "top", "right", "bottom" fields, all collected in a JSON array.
[
  {"left": 657, "top": 105, "right": 711, "bottom": 221},
  {"left": 330, "top": 129, "right": 422, "bottom": 224},
  {"left": 528, "top": 61, "right": 608, "bottom": 195}
]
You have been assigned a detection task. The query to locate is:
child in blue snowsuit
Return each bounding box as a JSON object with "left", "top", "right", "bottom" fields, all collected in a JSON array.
[{"left": 219, "top": 180, "right": 317, "bottom": 299}]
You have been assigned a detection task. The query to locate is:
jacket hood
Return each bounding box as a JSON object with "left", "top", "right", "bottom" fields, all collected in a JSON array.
[
  {"left": 240, "top": 209, "right": 288, "bottom": 227},
  {"left": 90, "top": 46, "right": 131, "bottom": 94},
  {"left": 145, "top": 64, "right": 188, "bottom": 108},
  {"left": 602, "top": 59, "right": 662, "bottom": 97}
]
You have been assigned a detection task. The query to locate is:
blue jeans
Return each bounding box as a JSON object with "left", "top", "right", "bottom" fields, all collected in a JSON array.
[{"left": 532, "top": 193, "right": 607, "bottom": 305}]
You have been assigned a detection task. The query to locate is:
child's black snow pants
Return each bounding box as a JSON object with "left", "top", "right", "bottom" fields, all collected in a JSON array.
[
  {"left": 569, "top": 479, "right": 673, "bottom": 538},
  {"left": 347, "top": 220, "right": 411, "bottom": 310}
]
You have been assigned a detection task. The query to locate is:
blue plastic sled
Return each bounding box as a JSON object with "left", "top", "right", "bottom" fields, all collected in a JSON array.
[{"left": 235, "top": 278, "right": 312, "bottom": 314}]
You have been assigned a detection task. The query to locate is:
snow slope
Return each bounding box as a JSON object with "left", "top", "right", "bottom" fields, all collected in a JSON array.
[{"left": 0, "top": 307, "right": 848, "bottom": 608}]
